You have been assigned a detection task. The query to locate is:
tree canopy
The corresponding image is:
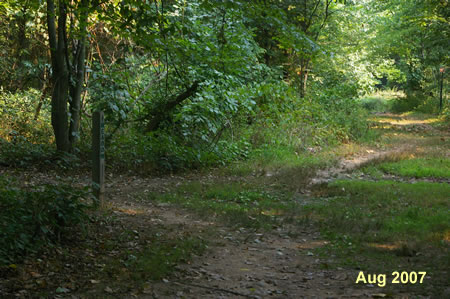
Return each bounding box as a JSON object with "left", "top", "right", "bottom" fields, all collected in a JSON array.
[{"left": 0, "top": 0, "right": 448, "bottom": 158}]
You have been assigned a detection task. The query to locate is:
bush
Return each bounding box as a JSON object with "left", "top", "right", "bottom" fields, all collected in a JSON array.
[
  {"left": 416, "top": 96, "right": 440, "bottom": 114},
  {"left": 0, "top": 177, "right": 93, "bottom": 265},
  {"left": 108, "top": 130, "right": 251, "bottom": 172},
  {"left": 360, "top": 96, "right": 392, "bottom": 112},
  {"left": 391, "top": 91, "right": 428, "bottom": 113},
  {"left": 442, "top": 105, "right": 450, "bottom": 121},
  {"left": 0, "top": 88, "right": 53, "bottom": 144},
  {"left": 0, "top": 137, "right": 53, "bottom": 167}
]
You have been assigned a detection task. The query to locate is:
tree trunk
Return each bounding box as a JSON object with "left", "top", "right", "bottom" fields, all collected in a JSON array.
[
  {"left": 34, "top": 83, "right": 49, "bottom": 121},
  {"left": 47, "top": 0, "right": 70, "bottom": 152},
  {"left": 34, "top": 66, "right": 50, "bottom": 120},
  {"left": 298, "top": 58, "right": 309, "bottom": 98},
  {"left": 47, "top": 0, "right": 89, "bottom": 151},
  {"left": 68, "top": 41, "right": 85, "bottom": 145},
  {"left": 69, "top": 0, "right": 88, "bottom": 145}
]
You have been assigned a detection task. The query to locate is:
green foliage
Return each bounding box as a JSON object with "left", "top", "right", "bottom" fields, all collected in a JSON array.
[
  {"left": 0, "top": 137, "right": 53, "bottom": 167},
  {"left": 247, "top": 81, "right": 368, "bottom": 150},
  {"left": 369, "top": 0, "right": 448, "bottom": 111},
  {"left": 390, "top": 97, "right": 419, "bottom": 113},
  {"left": 442, "top": 105, "right": 450, "bottom": 121},
  {"left": 360, "top": 97, "right": 392, "bottom": 112},
  {"left": 0, "top": 1, "right": 48, "bottom": 92},
  {"left": 3, "top": 0, "right": 444, "bottom": 173},
  {"left": 108, "top": 129, "right": 251, "bottom": 172},
  {"left": 416, "top": 96, "right": 441, "bottom": 114},
  {"left": 0, "top": 177, "right": 92, "bottom": 265},
  {"left": 0, "top": 88, "right": 52, "bottom": 143}
]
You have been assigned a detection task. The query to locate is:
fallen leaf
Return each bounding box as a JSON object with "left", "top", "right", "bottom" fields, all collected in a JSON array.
[{"left": 104, "top": 286, "right": 113, "bottom": 293}]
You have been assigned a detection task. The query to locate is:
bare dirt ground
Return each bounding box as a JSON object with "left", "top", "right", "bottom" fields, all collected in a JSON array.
[
  {"left": 97, "top": 177, "right": 395, "bottom": 299},
  {"left": 1, "top": 113, "right": 448, "bottom": 298}
]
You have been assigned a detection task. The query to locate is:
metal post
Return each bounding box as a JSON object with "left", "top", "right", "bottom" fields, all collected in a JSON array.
[{"left": 92, "top": 111, "right": 105, "bottom": 205}]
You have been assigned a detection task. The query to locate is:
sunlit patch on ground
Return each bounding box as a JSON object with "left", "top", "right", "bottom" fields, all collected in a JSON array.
[
  {"left": 371, "top": 116, "right": 440, "bottom": 126},
  {"left": 296, "top": 240, "right": 329, "bottom": 249},
  {"left": 367, "top": 242, "right": 402, "bottom": 251},
  {"left": 114, "top": 207, "right": 145, "bottom": 215}
]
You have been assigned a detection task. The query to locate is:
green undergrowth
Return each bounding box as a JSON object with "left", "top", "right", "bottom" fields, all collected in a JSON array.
[
  {"left": 360, "top": 96, "right": 393, "bottom": 112},
  {"left": 376, "top": 157, "right": 450, "bottom": 178},
  {"left": 148, "top": 182, "right": 299, "bottom": 230},
  {"left": 308, "top": 180, "right": 449, "bottom": 246},
  {"left": 0, "top": 138, "right": 85, "bottom": 169},
  {"left": 224, "top": 144, "right": 337, "bottom": 177},
  {"left": 0, "top": 177, "right": 93, "bottom": 266},
  {"left": 307, "top": 180, "right": 449, "bottom": 295}
]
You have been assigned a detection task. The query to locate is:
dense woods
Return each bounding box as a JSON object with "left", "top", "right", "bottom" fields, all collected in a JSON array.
[
  {"left": 0, "top": 0, "right": 448, "bottom": 297},
  {"left": 1, "top": 0, "right": 447, "bottom": 166}
]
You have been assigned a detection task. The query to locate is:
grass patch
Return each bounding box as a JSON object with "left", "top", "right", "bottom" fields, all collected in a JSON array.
[
  {"left": 306, "top": 180, "right": 449, "bottom": 296},
  {"left": 148, "top": 182, "right": 300, "bottom": 230},
  {"left": 307, "top": 180, "right": 449, "bottom": 245},
  {"left": 377, "top": 157, "right": 450, "bottom": 178},
  {"left": 224, "top": 145, "right": 335, "bottom": 177}
]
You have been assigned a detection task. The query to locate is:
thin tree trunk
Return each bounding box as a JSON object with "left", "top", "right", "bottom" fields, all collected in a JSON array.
[
  {"left": 34, "top": 66, "right": 50, "bottom": 120},
  {"left": 34, "top": 84, "right": 49, "bottom": 121},
  {"left": 299, "top": 58, "right": 309, "bottom": 98},
  {"left": 69, "top": 0, "right": 88, "bottom": 146},
  {"left": 47, "top": 0, "right": 70, "bottom": 152}
]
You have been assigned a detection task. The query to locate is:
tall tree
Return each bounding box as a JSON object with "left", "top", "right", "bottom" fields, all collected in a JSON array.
[{"left": 47, "top": 0, "right": 89, "bottom": 151}]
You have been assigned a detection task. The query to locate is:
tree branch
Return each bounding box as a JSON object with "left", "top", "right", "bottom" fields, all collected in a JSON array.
[
  {"left": 46, "top": 0, "right": 58, "bottom": 68},
  {"left": 306, "top": 0, "right": 321, "bottom": 32},
  {"left": 145, "top": 81, "right": 199, "bottom": 132}
]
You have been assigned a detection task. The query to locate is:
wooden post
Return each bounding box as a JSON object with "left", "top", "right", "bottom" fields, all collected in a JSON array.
[
  {"left": 439, "top": 67, "right": 445, "bottom": 112},
  {"left": 92, "top": 111, "right": 105, "bottom": 205}
]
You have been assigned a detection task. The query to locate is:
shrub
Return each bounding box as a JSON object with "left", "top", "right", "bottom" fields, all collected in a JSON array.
[
  {"left": 0, "top": 137, "right": 53, "bottom": 167},
  {"left": 360, "top": 96, "right": 392, "bottom": 112},
  {"left": 0, "top": 177, "right": 92, "bottom": 265},
  {"left": 416, "top": 96, "right": 440, "bottom": 114},
  {"left": 108, "top": 129, "right": 251, "bottom": 172},
  {"left": 0, "top": 88, "right": 53, "bottom": 144}
]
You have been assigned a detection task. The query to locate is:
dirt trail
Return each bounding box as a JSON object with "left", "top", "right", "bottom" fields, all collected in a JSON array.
[
  {"left": 310, "top": 146, "right": 410, "bottom": 185},
  {"left": 112, "top": 113, "right": 447, "bottom": 299},
  {"left": 102, "top": 180, "right": 390, "bottom": 299}
]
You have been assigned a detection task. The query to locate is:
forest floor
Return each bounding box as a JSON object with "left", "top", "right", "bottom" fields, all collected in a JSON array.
[{"left": 1, "top": 112, "right": 449, "bottom": 298}]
